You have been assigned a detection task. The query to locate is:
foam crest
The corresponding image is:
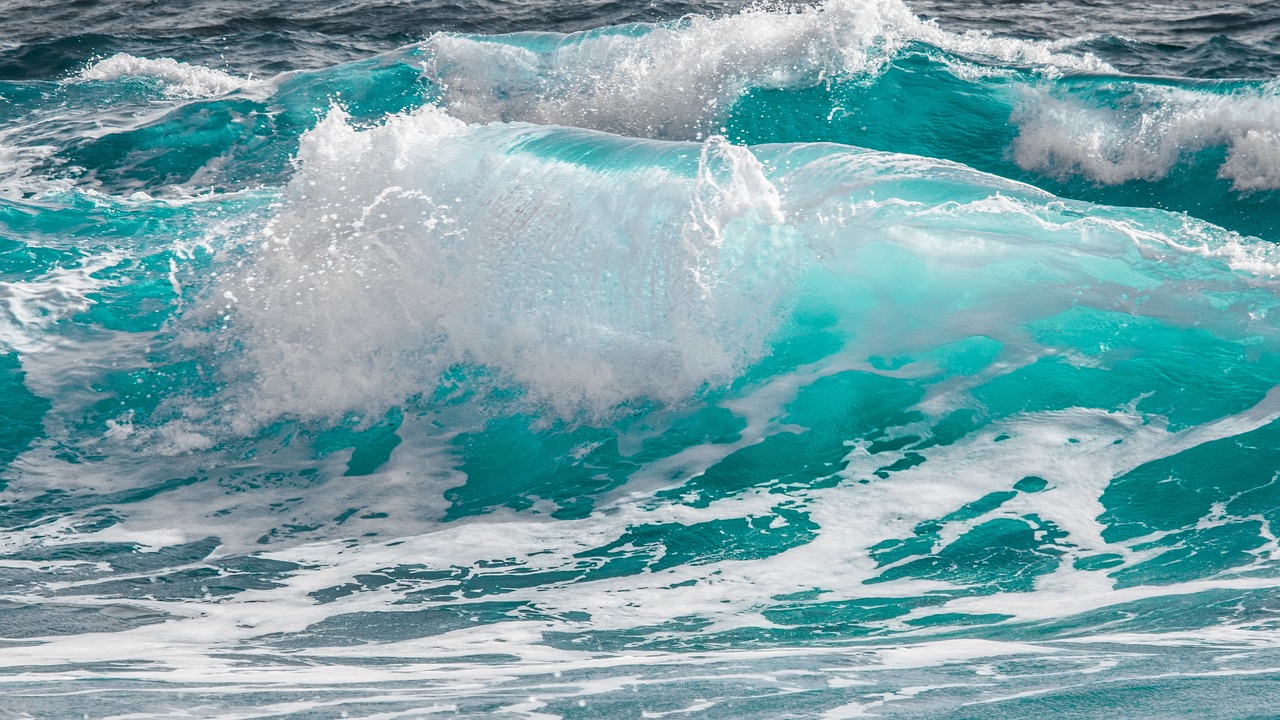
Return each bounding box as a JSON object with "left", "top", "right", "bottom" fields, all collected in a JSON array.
[
  {"left": 70, "top": 53, "right": 255, "bottom": 99},
  {"left": 1012, "top": 79, "right": 1280, "bottom": 191},
  {"left": 421, "top": 0, "right": 1109, "bottom": 139},
  {"left": 219, "top": 108, "right": 799, "bottom": 422}
]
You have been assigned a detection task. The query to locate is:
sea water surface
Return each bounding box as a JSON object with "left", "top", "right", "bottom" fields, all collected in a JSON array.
[{"left": 3, "top": 0, "right": 1280, "bottom": 717}]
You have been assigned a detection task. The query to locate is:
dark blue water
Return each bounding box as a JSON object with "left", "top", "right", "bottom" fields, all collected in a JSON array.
[
  {"left": 4, "top": 0, "right": 1280, "bottom": 78},
  {"left": 3, "top": 1, "right": 1280, "bottom": 718}
]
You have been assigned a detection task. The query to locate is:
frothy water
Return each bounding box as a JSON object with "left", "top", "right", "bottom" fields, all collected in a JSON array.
[
  {"left": 1012, "top": 78, "right": 1280, "bottom": 191},
  {"left": 4, "top": 0, "right": 1280, "bottom": 717},
  {"left": 70, "top": 53, "right": 257, "bottom": 98},
  {"left": 218, "top": 109, "right": 798, "bottom": 422}
]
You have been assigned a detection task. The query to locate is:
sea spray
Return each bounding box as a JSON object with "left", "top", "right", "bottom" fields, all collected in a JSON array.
[{"left": 219, "top": 108, "right": 801, "bottom": 422}]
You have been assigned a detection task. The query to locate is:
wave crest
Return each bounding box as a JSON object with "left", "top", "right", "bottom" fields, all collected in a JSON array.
[{"left": 220, "top": 108, "right": 801, "bottom": 422}]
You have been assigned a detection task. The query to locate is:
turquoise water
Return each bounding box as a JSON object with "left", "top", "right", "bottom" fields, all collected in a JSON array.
[{"left": 4, "top": 0, "right": 1280, "bottom": 717}]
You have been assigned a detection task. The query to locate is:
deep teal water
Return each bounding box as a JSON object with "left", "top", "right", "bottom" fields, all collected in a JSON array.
[{"left": 3, "top": 1, "right": 1280, "bottom": 717}]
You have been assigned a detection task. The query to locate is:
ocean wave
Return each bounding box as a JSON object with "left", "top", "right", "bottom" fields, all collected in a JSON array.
[
  {"left": 7, "top": 2, "right": 1280, "bottom": 714},
  {"left": 3, "top": 111, "right": 1280, "bottom": 720},
  {"left": 16, "top": 5, "right": 1280, "bottom": 239},
  {"left": 186, "top": 105, "right": 1280, "bottom": 431},
  {"left": 404, "top": 0, "right": 1280, "bottom": 237}
]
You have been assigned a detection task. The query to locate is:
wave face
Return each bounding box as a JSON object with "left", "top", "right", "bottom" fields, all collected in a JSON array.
[{"left": 5, "top": 0, "right": 1280, "bottom": 717}]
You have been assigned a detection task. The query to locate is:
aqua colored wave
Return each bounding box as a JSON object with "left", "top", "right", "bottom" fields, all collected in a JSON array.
[
  {"left": 4, "top": 0, "right": 1280, "bottom": 716},
  {"left": 6, "top": 105, "right": 1279, "bottom": 610}
]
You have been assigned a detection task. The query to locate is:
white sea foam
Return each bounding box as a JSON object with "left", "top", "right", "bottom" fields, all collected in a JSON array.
[
  {"left": 0, "top": 140, "right": 74, "bottom": 199},
  {"left": 70, "top": 53, "right": 255, "bottom": 99},
  {"left": 0, "top": 252, "right": 124, "bottom": 353},
  {"left": 218, "top": 107, "right": 800, "bottom": 422},
  {"left": 1012, "top": 79, "right": 1280, "bottom": 191},
  {"left": 4, "top": 393, "right": 1280, "bottom": 716},
  {"left": 421, "top": 0, "right": 1110, "bottom": 139},
  {"left": 418, "top": 0, "right": 1280, "bottom": 196}
]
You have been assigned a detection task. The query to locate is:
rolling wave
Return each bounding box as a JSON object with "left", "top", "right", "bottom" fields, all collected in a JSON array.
[{"left": 4, "top": 0, "right": 1280, "bottom": 716}]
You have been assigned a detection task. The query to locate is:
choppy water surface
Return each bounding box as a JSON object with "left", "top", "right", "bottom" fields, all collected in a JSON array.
[{"left": 4, "top": 1, "right": 1280, "bottom": 717}]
